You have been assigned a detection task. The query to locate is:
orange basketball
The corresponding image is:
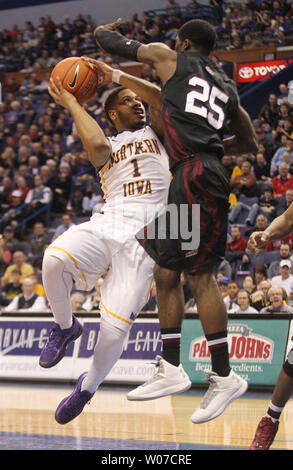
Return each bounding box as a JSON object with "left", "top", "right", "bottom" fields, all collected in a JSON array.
[{"left": 51, "top": 57, "right": 100, "bottom": 104}]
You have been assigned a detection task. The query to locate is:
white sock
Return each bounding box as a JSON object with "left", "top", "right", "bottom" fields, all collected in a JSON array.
[
  {"left": 82, "top": 318, "right": 129, "bottom": 394},
  {"left": 266, "top": 401, "right": 283, "bottom": 423},
  {"left": 42, "top": 252, "right": 73, "bottom": 330}
]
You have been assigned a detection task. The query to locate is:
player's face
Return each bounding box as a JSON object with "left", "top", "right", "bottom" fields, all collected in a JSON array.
[{"left": 113, "top": 89, "right": 146, "bottom": 131}]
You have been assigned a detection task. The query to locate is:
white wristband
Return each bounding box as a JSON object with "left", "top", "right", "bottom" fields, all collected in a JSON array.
[{"left": 112, "top": 69, "right": 123, "bottom": 84}]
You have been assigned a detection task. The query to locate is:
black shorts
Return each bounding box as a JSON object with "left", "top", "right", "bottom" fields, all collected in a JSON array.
[{"left": 136, "top": 153, "right": 230, "bottom": 274}]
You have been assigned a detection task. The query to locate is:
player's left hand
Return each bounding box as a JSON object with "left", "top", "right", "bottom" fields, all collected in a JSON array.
[
  {"left": 94, "top": 18, "right": 122, "bottom": 33},
  {"left": 247, "top": 231, "right": 270, "bottom": 253},
  {"left": 48, "top": 77, "right": 77, "bottom": 109},
  {"left": 81, "top": 57, "right": 113, "bottom": 85}
]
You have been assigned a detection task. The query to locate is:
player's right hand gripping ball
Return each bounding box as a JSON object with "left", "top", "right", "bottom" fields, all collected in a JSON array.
[{"left": 51, "top": 57, "right": 102, "bottom": 104}]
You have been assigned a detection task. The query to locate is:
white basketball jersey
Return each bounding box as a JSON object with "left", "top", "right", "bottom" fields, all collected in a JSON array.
[{"left": 99, "top": 126, "right": 170, "bottom": 209}]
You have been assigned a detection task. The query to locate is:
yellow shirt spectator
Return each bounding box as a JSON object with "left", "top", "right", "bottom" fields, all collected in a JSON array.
[{"left": 1, "top": 251, "right": 34, "bottom": 286}]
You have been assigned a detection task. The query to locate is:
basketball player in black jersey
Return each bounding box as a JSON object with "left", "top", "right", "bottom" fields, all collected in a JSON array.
[{"left": 94, "top": 18, "right": 258, "bottom": 423}]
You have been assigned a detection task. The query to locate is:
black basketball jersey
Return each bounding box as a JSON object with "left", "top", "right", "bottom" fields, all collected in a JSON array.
[{"left": 161, "top": 51, "right": 239, "bottom": 171}]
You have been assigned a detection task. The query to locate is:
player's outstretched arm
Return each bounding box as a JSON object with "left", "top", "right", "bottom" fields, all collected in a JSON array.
[
  {"left": 93, "top": 18, "right": 176, "bottom": 85},
  {"left": 83, "top": 58, "right": 162, "bottom": 108},
  {"left": 247, "top": 203, "right": 293, "bottom": 252},
  {"left": 82, "top": 58, "right": 164, "bottom": 139},
  {"left": 48, "top": 77, "right": 111, "bottom": 169},
  {"left": 223, "top": 104, "right": 258, "bottom": 155}
]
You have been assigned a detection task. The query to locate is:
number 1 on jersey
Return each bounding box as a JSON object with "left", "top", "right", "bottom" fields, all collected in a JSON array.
[{"left": 130, "top": 158, "right": 142, "bottom": 178}]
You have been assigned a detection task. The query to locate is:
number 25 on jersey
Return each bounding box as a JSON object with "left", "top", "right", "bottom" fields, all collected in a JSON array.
[{"left": 185, "top": 76, "right": 229, "bottom": 130}]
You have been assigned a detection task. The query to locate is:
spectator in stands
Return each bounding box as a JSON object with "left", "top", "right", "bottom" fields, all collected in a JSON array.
[
  {"left": 2, "top": 225, "right": 21, "bottom": 253},
  {"left": 276, "top": 188, "right": 293, "bottom": 217},
  {"left": 234, "top": 289, "right": 258, "bottom": 313},
  {"left": 51, "top": 213, "right": 75, "bottom": 241},
  {"left": 243, "top": 275, "right": 256, "bottom": 294},
  {"left": 82, "top": 277, "right": 104, "bottom": 312},
  {"left": 226, "top": 226, "right": 247, "bottom": 267},
  {"left": 0, "top": 232, "right": 11, "bottom": 275},
  {"left": 245, "top": 213, "right": 269, "bottom": 238},
  {"left": 39, "top": 164, "right": 55, "bottom": 189},
  {"left": 221, "top": 155, "right": 235, "bottom": 178},
  {"left": 51, "top": 163, "right": 72, "bottom": 213},
  {"left": 24, "top": 174, "right": 53, "bottom": 218},
  {"left": 223, "top": 280, "right": 239, "bottom": 312},
  {"left": 259, "top": 279, "right": 272, "bottom": 306},
  {"left": 274, "top": 118, "right": 293, "bottom": 143},
  {"left": 1, "top": 277, "right": 47, "bottom": 313},
  {"left": 0, "top": 294, "right": 11, "bottom": 309},
  {"left": 270, "top": 137, "right": 293, "bottom": 176},
  {"left": 0, "top": 176, "right": 13, "bottom": 209},
  {"left": 2, "top": 267, "right": 22, "bottom": 299},
  {"left": 1, "top": 189, "right": 26, "bottom": 230},
  {"left": 27, "top": 221, "right": 52, "bottom": 270},
  {"left": 277, "top": 102, "right": 292, "bottom": 126},
  {"left": 260, "top": 286, "right": 293, "bottom": 313},
  {"left": 271, "top": 259, "right": 293, "bottom": 299},
  {"left": 250, "top": 290, "right": 267, "bottom": 312},
  {"left": 282, "top": 150, "right": 293, "bottom": 174},
  {"left": 272, "top": 162, "right": 293, "bottom": 198},
  {"left": 82, "top": 190, "right": 104, "bottom": 216},
  {"left": 217, "top": 275, "right": 230, "bottom": 299},
  {"left": 253, "top": 264, "right": 268, "bottom": 289},
  {"left": 70, "top": 292, "right": 87, "bottom": 313},
  {"left": 258, "top": 93, "right": 279, "bottom": 130},
  {"left": 1, "top": 250, "right": 34, "bottom": 287},
  {"left": 253, "top": 151, "right": 271, "bottom": 183},
  {"left": 248, "top": 186, "right": 278, "bottom": 226},
  {"left": 215, "top": 258, "right": 233, "bottom": 279},
  {"left": 230, "top": 160, "right": 257, "bottom": 198},
  {"left": 9, "top": 175, "right": 31, "bottom": 204},
  {"left": 267, "top": 243, "right": 293, "bottom": 278},
  {"left": 226, "top": 225, "right": 247, "bottom": 253},
  {"left": 28, "top": 273, "right": 46, "bottom": 298},
  {"left": 229, "top": 186, "right": 276, "bottom": 226}
]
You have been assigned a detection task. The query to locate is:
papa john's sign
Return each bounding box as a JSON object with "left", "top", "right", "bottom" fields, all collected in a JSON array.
[
  {"left": 237, "top": 59, "right": 293, "bottom": 83},
  {"left": 180, "top": 317, "right": 290, "bottom": 386}
]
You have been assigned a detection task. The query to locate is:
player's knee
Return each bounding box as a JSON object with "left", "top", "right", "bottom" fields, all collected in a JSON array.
[
  {"left": 154, "top": 264, "right": 180, "bottom": 290},
  {"left": 100, "top": 316, "right": 130, "bottom": 339},
  {"left": 283, "top": 348, "right": 293, "bottom": 378},
  {"left": 187, "top": 269, "right": 214, "bottom": 296}
]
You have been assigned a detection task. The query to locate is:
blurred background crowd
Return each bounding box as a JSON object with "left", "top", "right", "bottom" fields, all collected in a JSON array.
[{"left": 0, "top": 0, "right": 293, "bottom": 315}]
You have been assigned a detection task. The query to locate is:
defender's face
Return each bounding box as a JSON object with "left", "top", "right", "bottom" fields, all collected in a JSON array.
[{"left": 111, "top": 89, "right": 146, "bottom": 130}]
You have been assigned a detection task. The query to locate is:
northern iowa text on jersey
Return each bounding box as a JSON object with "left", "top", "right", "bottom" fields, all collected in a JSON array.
[{"left": 107, "top": 138, "right": 161, "bottom": 169}]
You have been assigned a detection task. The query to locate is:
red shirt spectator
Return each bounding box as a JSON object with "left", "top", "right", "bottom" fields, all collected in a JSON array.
[
  {"left": 272, "top": 163, "right": 293, "bottom": 197},
  {"left": 226, "top": 226, "right": 247, "bottom": 252},
  {"left": 230, "top": 160, "right": 257, "bottom": 197},
  {"left": 265, "top": 234, "right": 293, "bottom": 251}
]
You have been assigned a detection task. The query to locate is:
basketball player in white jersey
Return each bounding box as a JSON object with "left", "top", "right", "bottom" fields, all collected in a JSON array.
[{"left": 40, "top": 63, "right": 191, "bottom": 424}]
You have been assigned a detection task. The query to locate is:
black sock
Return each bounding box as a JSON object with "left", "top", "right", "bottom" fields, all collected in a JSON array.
[
  {"left": 161, "top": 328, "right": 181, "bottom": 366},
  {"left": 206, "top": 330, "right": 231, "bottom": 377}
]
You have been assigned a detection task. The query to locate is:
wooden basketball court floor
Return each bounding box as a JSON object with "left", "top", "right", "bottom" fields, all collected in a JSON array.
[{"left": 0, "top": 380, "right": 293, "bottom": 452}]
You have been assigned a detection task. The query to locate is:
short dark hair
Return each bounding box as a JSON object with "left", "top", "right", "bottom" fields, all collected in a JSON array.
[
  {"left": 178, "top": 19, "right": 216, "bottom": 54},
  {"left": 103, "top": 86, "right": 127, "bottom": 125}
]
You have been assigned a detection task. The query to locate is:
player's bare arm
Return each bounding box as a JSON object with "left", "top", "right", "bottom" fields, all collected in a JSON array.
[
  {"left": 48, "top": 77, "right": 111, "bottom": 169},
  {"left": 93, "top": 18, "right": 177, "bottom": 86},
  {"left": 247, "top": 202, "right": 293, "bottom": 253},
  {"left": 82, "top": 58, "right": 164, "bottom": 138},
  {"left": 82, "top": 58, "right": 162, "bottom": 108},
  {"left": 223, "top": 104, "right": 258, "bottom": 155}
]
